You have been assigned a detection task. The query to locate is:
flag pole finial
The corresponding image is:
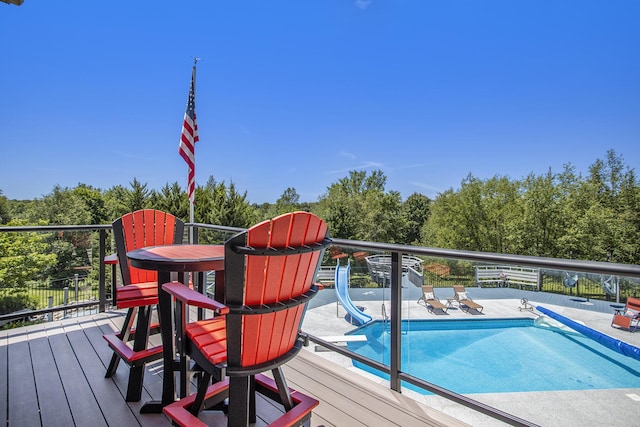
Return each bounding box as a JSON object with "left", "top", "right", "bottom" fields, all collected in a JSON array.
[{"left": 194, "top": 57, "right": 200, "bottom": 65}]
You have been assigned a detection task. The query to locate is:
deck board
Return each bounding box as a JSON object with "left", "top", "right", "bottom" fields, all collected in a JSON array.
[
  {"left": 7, "top": 338, "right": 40, "bottom": 426},
  {"left": 63, "top": 320, "right": 140, "bottom": 427},
  {"left": 30, "top": 335, "right": 75, "bottom": 427},
  {"left": 48, "top": 325, "right": 107, "bottom": 426},
  {"left": 83, "top": 316, "right": 168, "bottom": 427},
  {"left": 282, "top": 350, "right": 462, "bottom": 427},
  {"left": 0, "top": 310, "right": 466, "bottom": 427}
]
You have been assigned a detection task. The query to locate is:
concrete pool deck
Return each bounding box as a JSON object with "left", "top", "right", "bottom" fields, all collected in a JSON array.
[{"left": 302, "top": 286, "right": 640, "bottom": 426}]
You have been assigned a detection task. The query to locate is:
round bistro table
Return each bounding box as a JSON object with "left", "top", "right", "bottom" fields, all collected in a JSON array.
[{"left": 127, "top": 244, "right": 225, "bottom": 413}]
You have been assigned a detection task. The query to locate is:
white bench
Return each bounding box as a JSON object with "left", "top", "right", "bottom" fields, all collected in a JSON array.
[
  {"left": 315, "top": 266, "right": 336, "bottom": 285},
  {"left": 475, "top": 265, "right": 540, "bottom": 291}
]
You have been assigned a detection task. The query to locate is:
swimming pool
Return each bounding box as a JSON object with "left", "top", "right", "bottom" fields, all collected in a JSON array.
[{"left": 347, "top": 318, "right": 640, "bottom": 394}]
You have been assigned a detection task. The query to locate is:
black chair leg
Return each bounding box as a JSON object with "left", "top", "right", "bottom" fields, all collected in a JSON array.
[
  {"left": 125, "top": 305, "right": 152, "bottom": 402},
  {"left": 190, "top": 372, "right": 212, "bottom": 416},
  {"left": 228, "top": 376, "right": 251, "bottom": 427},
  {"left": 249, "top": 375, "right": 256, "bottom": 424},
  {"left": 126, "top": 365, "right": 145, "bottom": 402},
  {"left": 105, "top": 306, "right": 137, "bottom": 378},
  {"left": 272, "top": 367, "right": 294, "bottom": 411}
]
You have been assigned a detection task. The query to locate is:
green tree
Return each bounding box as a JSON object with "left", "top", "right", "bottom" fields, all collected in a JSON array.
[
  {"left": 125, "top": 178, "right": 150, "bottom": 212},
  {"left": 275, "top": 187, "right": 301, "bottom": 215},
  {"left": 37, "top": 187, "right": 94, "bottom": 280},
  {"left": 424, "top": 174, "right": 520, "bottom": 253},
  {"left": 41, "top": 185, "right": 92, "bottom": 225},
  {"left": 400, "top": 192, "right": 431, "bottom": 244},
  {"left": 154, "top": 182, "right": 189, "bottom": 219},
  {"left": 103, "top": 185, "right": 132, "bottom": 220},
  {"left": 511, "top": 170, "right": 565, "bottom": 257},
  {"left": 317, "top": 170, "right": 400, "bottom": 242},
  {"left": 195, "top": 176, "right": 256, "bottom": 235},
  {"left": 362, "top": 190, "right": 404, "bottom": 243},
  {"left": 614, "top": 168, "right": 640, "bottom": 264},
  {"left": 0, "top": 219, "right": 57, "bottom": 290},
  {"left": 566, "top": 150, "right": 638, "bottom": 262},
  {"left": 0, "top": 190, "right": 10, "bottom": 224},
  {"left": 73, "top": 184, "right": 108, "bottom": 224}
]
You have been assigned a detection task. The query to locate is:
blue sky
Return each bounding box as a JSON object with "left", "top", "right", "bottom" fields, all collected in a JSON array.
[{"left": 1, "top": 1, "right": 639, "bottom": 204}]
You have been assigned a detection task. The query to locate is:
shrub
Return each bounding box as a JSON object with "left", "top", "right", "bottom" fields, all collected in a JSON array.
[{"left": 0, "top": 293, "right": 39, "bottom": 315}]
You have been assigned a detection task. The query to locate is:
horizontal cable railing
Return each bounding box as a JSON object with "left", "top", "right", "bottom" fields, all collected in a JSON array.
[
  {"left": 0, "top": 224, "right": 111, "bottom": 322},
  {"left": 2, "top": 223, "right": 640, "bottom": 426}
]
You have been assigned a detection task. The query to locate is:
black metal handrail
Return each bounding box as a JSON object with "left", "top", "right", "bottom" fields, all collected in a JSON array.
[
  {"left": 0, "top": 224, "right": 111, "bottom": 319},
  {"left": 2, "top": 223, "right": 640, "bottom": 426},
  {"left": 307, "top": 237, "right": 640, "bottom": 427}
]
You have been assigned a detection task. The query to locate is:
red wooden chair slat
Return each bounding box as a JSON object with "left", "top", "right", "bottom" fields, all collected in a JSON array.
[{"left": 162, "top": 211, "right": 328, "bottom": 426}]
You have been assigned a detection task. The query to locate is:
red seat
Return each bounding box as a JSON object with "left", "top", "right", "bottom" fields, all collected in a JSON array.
[
  {"left": 611, "top": 297, "right": 640, "bottom": 332},
  {"left": 162, "top": 212, "right": 330, "bottom": 426},
  {"left": 103, "top": 209, "right": 184, "bottom": 402}
]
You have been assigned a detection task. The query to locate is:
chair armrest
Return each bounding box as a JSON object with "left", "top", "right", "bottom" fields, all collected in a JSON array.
[
  {"left": 162, "top": 281, "right": 229, "bottom": 315},
  {"left": 104, "top": 253, "right": 118, "bottom": 264}
]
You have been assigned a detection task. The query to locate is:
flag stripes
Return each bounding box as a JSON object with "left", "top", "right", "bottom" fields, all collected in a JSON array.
[{"left": 179, "top": 65, "right": 199, "bottom": 204}]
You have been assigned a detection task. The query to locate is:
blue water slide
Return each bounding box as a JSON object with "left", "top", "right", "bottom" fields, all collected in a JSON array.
[
  {"left": 537, "top": 306, "right": 640, "bottom": 362},
  {"left": 335, "top": 260, "right": 372, "bottom": 326}
]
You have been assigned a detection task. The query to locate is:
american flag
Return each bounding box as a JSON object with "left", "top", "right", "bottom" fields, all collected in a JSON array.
[{"left": 179, "top": 65, "right": 199, "bottom": 205}]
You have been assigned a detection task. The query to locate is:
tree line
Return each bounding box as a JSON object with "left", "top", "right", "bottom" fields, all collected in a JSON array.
[{"left": 1, "top": 149, "right": 638, "bottom": 296}]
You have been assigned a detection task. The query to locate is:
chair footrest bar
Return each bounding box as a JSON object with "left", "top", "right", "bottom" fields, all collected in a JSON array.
[
  {"left": 103, "top": 333, "right": 163, "bottom": 366},
  {"left": 255, "top": 374, "right": 319, "bottom": 427},
  {"left": 163, "top": 379, "right": 230, "bottom": 427},
  {"left": 162, "top": 374, "right": 319, "bottom": 427}
]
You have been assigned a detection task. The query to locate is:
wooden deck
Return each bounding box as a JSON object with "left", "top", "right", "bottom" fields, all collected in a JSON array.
[{"left": 0, "top": 310, "right": 467, "bottom": 427}]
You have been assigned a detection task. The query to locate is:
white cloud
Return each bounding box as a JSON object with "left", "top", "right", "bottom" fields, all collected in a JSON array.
[
  {"left": 355, "top": 0, "right": 372, "bottom": 11},
  {"left": 327, "top": 160, "right": 384, "bottom": 175},
  {"left": 410, "top": 181, "right": 441, "bottom": 193},
  {"left": 397, "top": 163, "right": 426, "bottom": 170},
  {"left": 338, "top": 150, "right": 357, "bottom": 159}
]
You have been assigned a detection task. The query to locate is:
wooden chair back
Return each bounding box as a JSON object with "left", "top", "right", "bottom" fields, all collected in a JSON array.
[
  {"left": 113, "top": 209, "right": 184, "bottom": 287},
  {"left": 224, "top": 211, "right": 330, "bottom": 370}
]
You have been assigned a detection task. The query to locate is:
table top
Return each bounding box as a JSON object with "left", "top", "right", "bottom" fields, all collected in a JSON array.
[{"left": 127, "top": 244, "right": 225, "bottom": 272}]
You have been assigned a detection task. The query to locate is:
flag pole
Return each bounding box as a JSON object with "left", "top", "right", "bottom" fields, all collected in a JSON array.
[
  {"left": 189, "top": 58, "right": 198, "bottom": 243},
  {"left": 179, "top": 57, "right": 200, "bottom": 244}
]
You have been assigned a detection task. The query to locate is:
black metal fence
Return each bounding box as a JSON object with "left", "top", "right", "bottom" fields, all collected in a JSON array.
[{"left": 343, "top": 253, "right": 640, "bottom": 302}]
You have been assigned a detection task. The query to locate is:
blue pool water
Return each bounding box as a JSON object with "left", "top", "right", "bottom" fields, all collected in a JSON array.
[{"left": 347, "top": 318, "right": 640, "bottom": 394}]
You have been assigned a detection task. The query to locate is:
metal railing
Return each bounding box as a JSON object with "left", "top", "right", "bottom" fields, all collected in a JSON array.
[
  {"left": 2, "top": 223, "right": 640, "bottom": 426},
  {"left": 307, "top": 238, "right": 640, "bottom": 427},
  {"left": 0, "top": 222, "right": 248, "bottom": 323},
  {"left": 0, "top": 224, "right": 111, "bottom": 322}
]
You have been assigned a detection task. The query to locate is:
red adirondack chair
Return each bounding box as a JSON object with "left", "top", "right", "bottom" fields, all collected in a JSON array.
[
  {"left": 611, "top": 297, "right": 640, "bottom": 332},
  {"left": 162, "top": 211, "right": 330, "bottom": 427},
  {"left": 103, "top": 209, "right": 185, "bottom": 401}
]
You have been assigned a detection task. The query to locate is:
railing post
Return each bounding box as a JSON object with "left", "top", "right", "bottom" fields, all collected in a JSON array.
[
  {"left": 63, "top": 287, "right": 69, "bottom": 318},
  {"left": 389, "top": 251, "right": 403, "bottom": 392},
  {"left": 74, "top": 274, "right": 79, "bottom": 302},
  {"left": 98, "top": 228, "right": 107, "bottom": 312}
]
